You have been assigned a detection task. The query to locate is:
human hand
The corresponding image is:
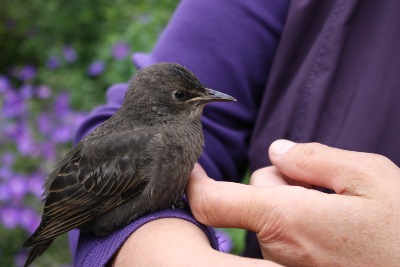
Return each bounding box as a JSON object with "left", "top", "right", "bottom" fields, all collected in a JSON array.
[{"left": 187, "top": 140, "right": 400, "bottom": 266}]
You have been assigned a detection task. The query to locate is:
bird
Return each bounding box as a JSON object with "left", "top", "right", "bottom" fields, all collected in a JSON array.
[{"left": 22, "top": 62, "right": 236, "bottom": 266}]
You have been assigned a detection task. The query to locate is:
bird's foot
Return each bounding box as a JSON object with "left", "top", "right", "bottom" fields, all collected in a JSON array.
[{"left": 171, "top": 200, "right": 186, "bottom": 210}]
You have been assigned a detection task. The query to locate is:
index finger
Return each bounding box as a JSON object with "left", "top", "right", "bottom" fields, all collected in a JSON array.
[{"left": 268, "top": 140, "right": 391, "bottom": 195}]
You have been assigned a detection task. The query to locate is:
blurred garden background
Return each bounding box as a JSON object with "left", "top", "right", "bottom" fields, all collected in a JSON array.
[{"left": 0, "top": 0, "right": 245, "bottom": 266}]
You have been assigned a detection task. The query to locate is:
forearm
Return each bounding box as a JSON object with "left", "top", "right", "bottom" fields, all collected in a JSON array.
[{"left": 112, "top": 218, "right": 279, "bottom": 267}]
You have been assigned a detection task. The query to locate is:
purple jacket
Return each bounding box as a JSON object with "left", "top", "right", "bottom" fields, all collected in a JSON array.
[{"left": 71, "top": 0, "right": 400, "bottom": 264}]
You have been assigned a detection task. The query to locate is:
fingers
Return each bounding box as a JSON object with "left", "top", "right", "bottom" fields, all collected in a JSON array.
[
  {"left": 268, "top": 139, "right": 397, "bottom": 195},
  {"left": 192, "top": 163, "right": 207, "bottom": 175},
  {"left": 188, "top": 159, "right": 318, "bottom": 233},
  {"left": 250, "top": 167, "right": 288, "bottom": 186},
  {"left": 187, "top": 169, "right": 253, "bottom": 229},
  {"left": 250, "top": 167, "right": 314, "bottom": 189},
  {"left": 187, "top": 167, "right": 281, "bottom": 233}
]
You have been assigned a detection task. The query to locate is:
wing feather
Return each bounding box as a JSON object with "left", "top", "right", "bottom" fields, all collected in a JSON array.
[{"left": 25, "top": 130, "right": 156, "bottom": 247}]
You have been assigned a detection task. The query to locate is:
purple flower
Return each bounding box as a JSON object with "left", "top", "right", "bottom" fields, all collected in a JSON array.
[
  {"left": 3, "top": 90, "right": 27, "bottom": 118},
  {"left": 87, "top": 60, "right": 105, "bottom": 76},
  {"left": 0, "top": 166, "right": 13, "bottom": 181},
  {"left": 19, "top": 65, "right": 37, "bottom": 81},
  {"left": 14, "top": 251, "right": 28, "bottom": 267},
  {"left": 14, "top": 122, "right": 39, "bottom": 157},
  {"left": 41, "top": 141, "right": 57, "bottom": 161},
  {"left": 54, "top": 92, "right": 71, "bottom": 116},
  {"left": 17, "top": 135, "right": 35, "bottom": 155},
  {"left": 36, "top": 85, "right": 52, "bottom": 99},
  {"left": 47, "top": 56, "right": 60, "bottom": 69},
  {"left": 2, "top": 153, "right": 15, "bottom": 167},
  {"left": 51, "top": 125, "right": 72, "bottom": 143},
  {"left": 0, "top": 206, "right": 20, "bottom": 229},
  {"left": 19, "top": 207, "right": 41, "bottom": 234},
  {"left": 4, "top": 121, "right": 18, "bottom": 138},
  {"left": 112, "top": 42, "right": 130, "bottom": 60},
  {"left": 28, "top": 173, "right": 45, "bottom": 197},
  {"left": 0, "top": 154, "right": 15, "bottom": 181},
  {"left": 20, "top": 84, "right": 34, "bottom": 99},
  {"left": 37, "top": 112, "right": 52, "bottom": 136},
  {"left": 0, "top": 75, "right": 11, "bottom": 93},
  {"left": 63, "top": 45, "right": 78, "bottom": 63},
  {"left": 215, "top": 228, "right": 233, "bottom": 253},
  {"left": 0, "top": 185, "right": 11, "bottom": 201},
  {"left": 8, "top": 174, "right": 28, "bottom": 201}
]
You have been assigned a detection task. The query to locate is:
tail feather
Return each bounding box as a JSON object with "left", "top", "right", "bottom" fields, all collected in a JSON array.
[{"left": 24, "top": 240, "right": 53, "bottom": 267}]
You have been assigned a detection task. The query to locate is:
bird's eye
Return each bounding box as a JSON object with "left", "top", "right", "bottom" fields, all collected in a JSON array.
[{"left": 174, "top": 90, "right": 186, "bottom": 100}]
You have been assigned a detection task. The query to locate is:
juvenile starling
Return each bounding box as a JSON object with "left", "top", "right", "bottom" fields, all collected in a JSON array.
[{"left": 23, "top": 62, "right": 236, "bottom": 266}]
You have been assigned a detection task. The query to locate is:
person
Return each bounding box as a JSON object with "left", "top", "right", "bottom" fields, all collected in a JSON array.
[{"left": 69, "top": 0, "right": 400, "bottom": 266}]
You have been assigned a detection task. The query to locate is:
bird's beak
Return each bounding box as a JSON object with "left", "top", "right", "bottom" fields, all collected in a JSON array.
[{"left": 190, "top": 88, "right": 236, "bottom": 103}]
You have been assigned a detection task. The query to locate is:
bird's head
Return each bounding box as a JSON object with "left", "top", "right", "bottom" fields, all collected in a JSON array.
[{"left": 122, "top": 62, "right": 236, "bottom": 124}]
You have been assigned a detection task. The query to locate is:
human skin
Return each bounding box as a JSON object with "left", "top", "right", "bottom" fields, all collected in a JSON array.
[{"left": 112, "top": 140, "right": 400, "bottom": 266}]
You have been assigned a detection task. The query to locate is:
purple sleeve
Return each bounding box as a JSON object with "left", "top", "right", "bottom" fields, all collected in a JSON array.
[
  {"left": 74, "top": 209, "right": 218, "bottom": 266},
  {"left": 70, "top": 0, "right": 288, "bottom": 265}
]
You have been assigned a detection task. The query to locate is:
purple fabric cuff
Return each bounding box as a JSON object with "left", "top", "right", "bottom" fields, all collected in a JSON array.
[{"left": 74, "top": 208, "right": 219, "bottom": 266}]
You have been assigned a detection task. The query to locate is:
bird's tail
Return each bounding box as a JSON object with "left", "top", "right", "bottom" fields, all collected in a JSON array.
[{"left": 23, "top": 240, "right": 53, "bottom": 267}]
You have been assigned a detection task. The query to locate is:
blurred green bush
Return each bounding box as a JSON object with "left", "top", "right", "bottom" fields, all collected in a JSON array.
[{"left": 1, "top": 0, "right": 179, "bottom": 110}]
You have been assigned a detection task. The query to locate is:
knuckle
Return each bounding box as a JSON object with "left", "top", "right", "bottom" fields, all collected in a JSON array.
[
  {"left": 292, "top": 142, "right": 326, "bottom": 170},
  {"left": 189, "top": 192, "right": 208, "bottom": 223},
  {"left": 353, "top": 152, "right": 393, "bottom": 175},
  {"left": 189, "top": 180, "right": 218, "bottom": 224},
  {"left": 357, "top": 153, "right": 398, "bottom": 181},
  {"left": 370, "top": 153, "right": 392, "bottom": 167},
  {"left": 257, "top": 200, "right": 293, "bottom": 244},
  {"left": 249, "top": 169, "right": 264, "bottom": 185}
]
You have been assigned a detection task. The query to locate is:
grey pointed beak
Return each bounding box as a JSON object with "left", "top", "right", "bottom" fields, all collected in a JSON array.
[{"left": 192, "top": 88, "right": 236, "bottom": 103}]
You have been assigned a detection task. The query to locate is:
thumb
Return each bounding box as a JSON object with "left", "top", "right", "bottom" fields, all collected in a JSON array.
[
  {"left": 268, "top": 139, "right": 395, "bottom": 195},
  {"left": 187, "top": 165, "right": 281, "bottom": 233}
]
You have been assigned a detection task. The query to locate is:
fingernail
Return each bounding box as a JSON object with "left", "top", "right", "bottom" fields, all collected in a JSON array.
[{"left": 270, "top": 139, "right": 296, "bottom": 156}]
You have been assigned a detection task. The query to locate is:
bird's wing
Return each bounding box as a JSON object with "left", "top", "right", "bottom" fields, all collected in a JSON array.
[{"left": 25, "top": 130, "right": 158, "bottom": 246}]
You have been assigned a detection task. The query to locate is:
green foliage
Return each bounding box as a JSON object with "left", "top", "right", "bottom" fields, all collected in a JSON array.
[
  {"left": 1, "top": 0, "right": 179, "bottom": 110},
  {"left": 0, "top": 226, "right": 72, "bottom": 267}
]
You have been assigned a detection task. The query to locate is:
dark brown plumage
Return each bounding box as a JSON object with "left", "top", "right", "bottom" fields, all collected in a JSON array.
[{"left": 22, "top": 62, "right": 236, "bottom": 266}]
